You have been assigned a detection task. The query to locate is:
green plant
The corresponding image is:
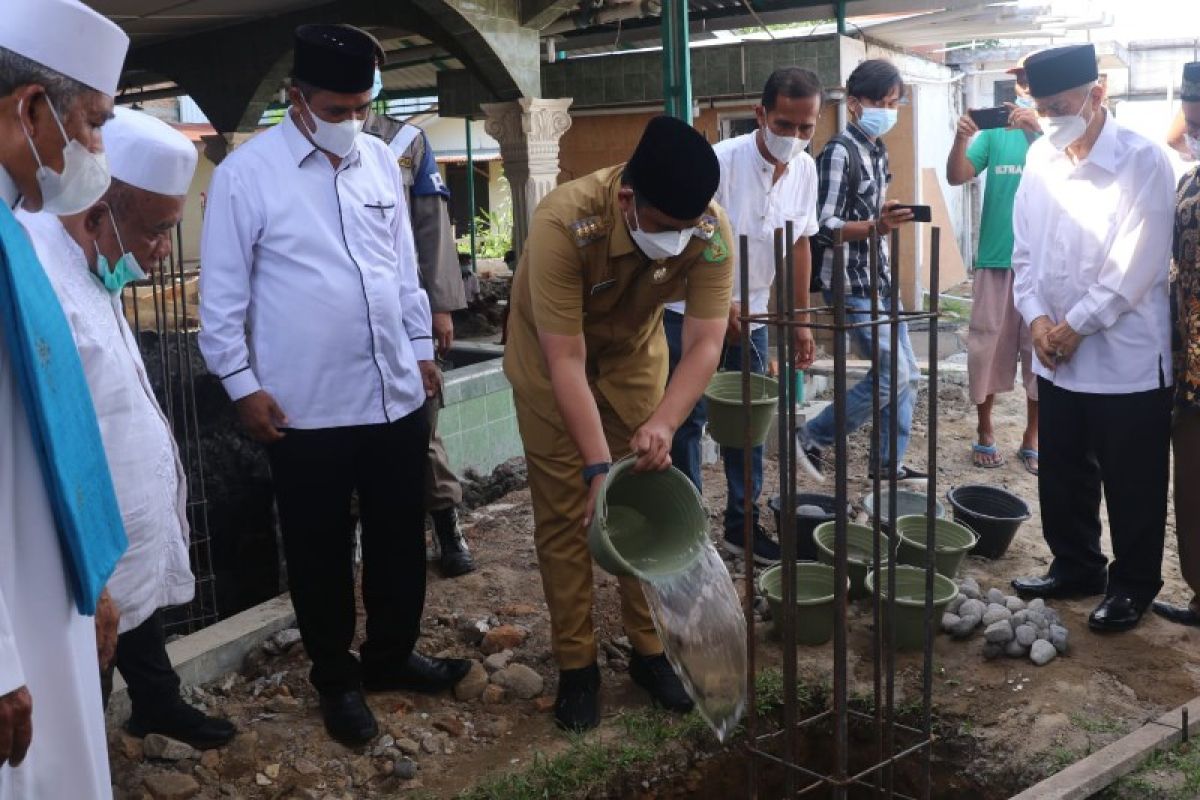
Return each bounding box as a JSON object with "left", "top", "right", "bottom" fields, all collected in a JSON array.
[{"left": 457, "top": 206, "right": 513, "bottom": 259}]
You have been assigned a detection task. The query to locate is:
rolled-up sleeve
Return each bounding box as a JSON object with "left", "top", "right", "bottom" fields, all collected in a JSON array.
[
  {"left": 390, "top": 166, "right": 434, "bottom": 362},
  {"left": 1011, "top": 176, "right": 1048, "bottom": 327},
  {"left": 198, "top": 167, "right": 264, "bottom": 402},
  {"left": 0, "top": 585, "right": 25, "bottom": 696},
  {"left": 1064, "top": 149, "right": 1177, "bottom": 336}
]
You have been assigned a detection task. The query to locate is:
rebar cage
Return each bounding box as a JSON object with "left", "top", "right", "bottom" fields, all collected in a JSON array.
[
  {"left": 120, "top": 224, "right": 219, "bottom": 637},
  {"left": 739, "top": 223, "right": 943, "bottom": 799}
]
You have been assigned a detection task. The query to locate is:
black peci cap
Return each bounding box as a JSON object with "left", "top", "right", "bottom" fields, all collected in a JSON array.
[
  {"left": 624, "top": 116, "right": 720, "bottom": 221},
  {"left": 293, "top": 24, "right": 377, "bottom": 94},
  {"left": 1183, "top": 62, "right": 1200, "bottom": 102},
  {"left": 1024, "top": 44, "right": 1099, "bottom": 99}
]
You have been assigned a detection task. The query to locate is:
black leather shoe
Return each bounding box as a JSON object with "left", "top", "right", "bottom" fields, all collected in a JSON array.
[
  {"left": 1088, "top": 595, "right": 1146, "bottom": 632},
  {"left": 555, "top": 663, "right": 600, "bottom": 733},
  {"left": 127, "top": 700, "right": 238, "bottom": 750},
  {"left": 363, "top": 652, "right": 471, "bottom": 694},
  {"left": 1011, "top": 573, "right": 1107, "bottom": 599},
  {"left": 318, "top": 689, "right": 378, "bottom": 747},
  {"left": 629, "top": 652, "right": 694, "bottom": 714},
  {"left": 1152, "top": 601, "right": 1200, "bottom": 627},
  {"left": 431, "top": 508, "right": 476, "bottom": 577}
]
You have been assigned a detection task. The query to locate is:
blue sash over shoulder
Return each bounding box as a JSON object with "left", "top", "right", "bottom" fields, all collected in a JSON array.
[{"left": 0, "top": 202, "right": 126, "bottom": 615}]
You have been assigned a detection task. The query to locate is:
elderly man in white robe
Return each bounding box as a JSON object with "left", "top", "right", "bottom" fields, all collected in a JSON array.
[
  {"left": 20, "top": 107, "right": 238, "bottom": 750},
  {"left": 0, "top": 1, "right": 131, "bottom": 798}
]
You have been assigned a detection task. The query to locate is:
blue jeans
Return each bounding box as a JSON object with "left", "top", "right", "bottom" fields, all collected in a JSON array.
[
  {"left": 805, "top": 292, "right": 919, "bottom": 469},
  {"left": 664, "top": 310, "right": 767, "bottom": 536}
]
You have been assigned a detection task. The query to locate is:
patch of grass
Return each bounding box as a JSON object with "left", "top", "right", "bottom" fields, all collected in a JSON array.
[
  {"left": 1070, "top": 712, "right": 1127, "bottom": 735},
  {"left": 1046, "top": 745, "right": 1079, "bottom": 774},
  {"left": 1101, "top": 742, "right": 1200, "bottom": 800}
]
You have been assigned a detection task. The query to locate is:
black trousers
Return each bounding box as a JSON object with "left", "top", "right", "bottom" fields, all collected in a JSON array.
[
  {"left": 267, "top": 411, "right": 430, "bottom": 694},
  {"left": 1038, "top": 377, "right": 1172, "bottom": 603},
  {"left": 101, "top": 610, "right": 182, "bottom": 713}
]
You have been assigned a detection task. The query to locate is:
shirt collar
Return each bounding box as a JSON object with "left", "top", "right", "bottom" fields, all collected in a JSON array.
[
  {"left": 607, "top": 168, "right": 636, "bottom": 259},
  {"left": 0, "top": 166, "right": 20, "bottom": 209},
  {"left": 846, "top": 122, "right": 886, "bottom": 156},
  {"left": 1081, "top": 110, "right": 1118, "bottom": 174},
  {"left": 281, "top": 111, "right": 361, "bottom": 168},
  {"left": 748, "top": 132, "right": 777, "bottom": 176}
]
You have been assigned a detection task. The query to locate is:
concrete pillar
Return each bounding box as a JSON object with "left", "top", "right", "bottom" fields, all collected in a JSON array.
[
  {"left": 201, "top": 132, "right": 258, "bottom": 166},
  {"left": 481, "top": 97, "right": 573, "bottom": 257}
]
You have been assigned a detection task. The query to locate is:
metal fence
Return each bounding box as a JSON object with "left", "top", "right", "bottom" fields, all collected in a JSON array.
[
  {"left": 739, "top": 223, "right": 943, "bottom": 798},
  {"left": 120, "top": 225, "right": 219, "bottom": 636}
]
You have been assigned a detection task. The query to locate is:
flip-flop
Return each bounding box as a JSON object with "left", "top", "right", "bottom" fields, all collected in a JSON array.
[
  {"left": 972, "top": 442, "right": 1005, "bottom": 469},
  {"left": 1017, "top": 448, "right": 1039, "bottom": 476}
]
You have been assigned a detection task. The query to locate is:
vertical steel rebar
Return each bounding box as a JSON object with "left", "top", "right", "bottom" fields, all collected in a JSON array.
[
  {"left": 740, "top": 234, "right": 759, "bottom": 800},
  {"left": 775, "top": 227, "right": 798, "bottom": 799},
  {"left": 830, "top": 231, "right": 850, "bottom": 800},
  {"left": 868, "top": 227, "right": 884, "bottom": 797},
  {"left": 921, "top": 228, "right": 942, "bottom": 799},
  {"left": 885, "top": 227, "right": 902, "bottom": 799}
]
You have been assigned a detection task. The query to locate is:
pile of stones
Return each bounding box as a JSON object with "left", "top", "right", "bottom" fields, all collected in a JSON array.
[{"left": 940, "top": 577, "right": 1068, "bottom": 666}]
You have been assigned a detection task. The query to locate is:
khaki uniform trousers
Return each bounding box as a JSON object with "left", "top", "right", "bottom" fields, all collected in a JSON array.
[
  {"left": 425, "top": 395, "right": 463, "bottom": 511},
  {"left": 1173, "top": 407, "right": 1200, "bottom": 610},
  {"left": 514, "top": 393, "right": 661, "bottom": 669}
]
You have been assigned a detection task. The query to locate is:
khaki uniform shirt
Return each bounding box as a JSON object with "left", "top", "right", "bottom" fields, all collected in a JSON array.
[{"left": 504, "top": 165, "right": 734, "bottom": 430}]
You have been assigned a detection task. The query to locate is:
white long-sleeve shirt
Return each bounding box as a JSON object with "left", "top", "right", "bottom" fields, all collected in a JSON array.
[
  {"left": 20, "top": 211, "right": 192, "bottom": 634},
  {"left": 199, "top": 112, "right": 433, "bottom": 429},
  {"left": 1012, "top": 112, "right": 1176, "bottom": 394},
  {"left": 668, "top": 132, "right": 819, "bottom": 327}
]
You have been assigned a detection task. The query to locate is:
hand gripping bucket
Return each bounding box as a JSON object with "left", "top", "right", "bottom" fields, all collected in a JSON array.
[
  {"left": 587, "top": 457, "right": 709, "bottom": 578},
  {"left": 703, "top": 371, "right": 779, "bottom": 449}
]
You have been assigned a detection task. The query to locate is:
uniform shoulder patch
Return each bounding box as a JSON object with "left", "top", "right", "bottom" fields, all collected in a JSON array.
[
  {"left": 703, "top": 229, "right": 729, "bottom": 263},
  {"left": 694, "top": 214, "right": 719, "bottom": 241},
  {"left": 569, "top": 215, "right": 608, "bottom": 247}
]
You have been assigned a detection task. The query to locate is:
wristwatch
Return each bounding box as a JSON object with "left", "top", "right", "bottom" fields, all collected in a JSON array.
[{"left": 582, "top": 462, "right": 611, "bottom": 486}]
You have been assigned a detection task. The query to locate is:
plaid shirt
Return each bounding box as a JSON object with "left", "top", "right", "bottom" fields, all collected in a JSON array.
[{"left": 814, "top": 122, "right": 891, "bottom": 297}]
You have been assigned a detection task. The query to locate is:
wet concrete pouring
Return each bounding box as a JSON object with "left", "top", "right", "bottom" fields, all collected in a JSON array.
[{"left": 110, "top": 374, "right": 1200, "bottom": 799}]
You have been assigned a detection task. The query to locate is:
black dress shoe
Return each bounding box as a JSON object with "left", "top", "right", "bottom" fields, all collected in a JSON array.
[
  {"left": 127, "top": 700, "right": 238, "bottom": 750},
  {"left": 1011, "top": 573, "right": 1107, "bottom": 599},
  {"left": 1152, "top": 601, "right": 1200, "bottom": 627},
  {"left": 1088, "top": 595, "right": 1146, "bottom": 632},
  {"left": 363, "top": 652, "right": 471, "bottom": 694},
  {"left": 318, "top": 689, "right": 378, "bottom": 746},
  {"left": 555, "top": 663, "right": 600, "bottom": 733},
  {"left": 629, "top": 652, "right": 694, "bottom": 714}
]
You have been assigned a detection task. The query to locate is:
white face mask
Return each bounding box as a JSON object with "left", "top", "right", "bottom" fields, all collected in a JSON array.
[
  {"left": 19, "top": 97, "right": 111, "bottom": 216},
  {"left": 298, "top": 94, "right": 364, "bottom": 158},
  {"left": 761, "top": 126, "right": 808, "bottom": 163},
  {"left": 628, "top": 204, "right": 695, "bottom": 261},
  {"left": 1039, "top": 94, "right": 1094, "bottom": 151}
]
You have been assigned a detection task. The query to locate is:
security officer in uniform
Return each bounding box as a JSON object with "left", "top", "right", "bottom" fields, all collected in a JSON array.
[
  {"left": 362, "top": 46, "right": 475, "bottom": 576},
  {"left": 503, "top": 115, "right": 733, "bottom": 732}
]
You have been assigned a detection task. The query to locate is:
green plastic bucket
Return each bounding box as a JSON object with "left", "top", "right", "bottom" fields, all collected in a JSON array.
[
  {"left": 865, "top": 565, "right": 958, "bottom": 650},
  {"left": 894, "top": 515, "right": 978, "bottom": 579},
  {"left": 756, "top": 562, "right": 844, "bottom": 646},
  {"left": 703, "top": 372, "right": 779, "bottom": 448},
  {"left": 587, "top": 457, "right": 708, "bottom": 579},
  {"left": 812, "top": 521, "right": 891, "bottom": 600}
]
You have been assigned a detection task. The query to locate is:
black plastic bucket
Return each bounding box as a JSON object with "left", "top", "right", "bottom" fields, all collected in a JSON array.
[
  {"left": 946, "top": 484, "right": 1032, "bottom": 560},
  {"left": 767, "top": 493, "right": 851, "bottom": 561}
]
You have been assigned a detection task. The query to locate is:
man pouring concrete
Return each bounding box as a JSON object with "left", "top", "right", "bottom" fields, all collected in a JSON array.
[
  {"left": 19, "top": 107, "right": 236, "bottom": 749},
  {"left": 504, "top": 115, "right": 733, "bottom": 732},
  {"left": 0, "top": 0, "right": 130, "bottom": 796},
  {"left": 1009, "top": 44, "right": 1176, "bottom": 632}
]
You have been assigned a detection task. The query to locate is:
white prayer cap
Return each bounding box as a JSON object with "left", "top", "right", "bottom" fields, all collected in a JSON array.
[
  {"left": 0, "top": 0, "right": 129, "bottom": 97},
  {"left": 107, "top": 108, "right": 198, "bottom": 197}
]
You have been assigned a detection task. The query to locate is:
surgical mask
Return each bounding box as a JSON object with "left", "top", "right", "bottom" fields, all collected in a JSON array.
[
  {"left": 94, "top": 206, "right": 145, "bottom": 294},
  {"left": 856, "top": 107, "right": 898, "bottom": 138},
  {"left": 628, "top": 204, "right": 695, "bottom": 261},
  {"left": 1015, "top": 96, "right": 1035, "bottom": 109},
  {"left": 762, "top": 126, "right": 808, "bottom": 163},
  {"left": 298, "top": 94, "right": 363, "bottom": 158},
  {"left": 19, "top": 97, "right": 111, "bottom": 216},
  {"left": 1039, "top": 95, "right": 1093, "bottom": 151},
  {"left": 370, "top": 69, "right": 384, "bottom": 101},
  {"left": 1187, "top": 133, "right": 1200, "bottom": 160}
]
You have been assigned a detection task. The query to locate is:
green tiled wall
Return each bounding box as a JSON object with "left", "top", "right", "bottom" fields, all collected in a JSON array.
[{"left": 440, "top": 364, "right": 523, "bottom": 476}]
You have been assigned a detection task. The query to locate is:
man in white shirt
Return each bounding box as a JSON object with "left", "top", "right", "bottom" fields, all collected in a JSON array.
[
  {"left": 665, "top": 67, "right": 821, "bottom": 563},
  {"left": 1009, "top": 44, "right": 1176, "bottom": 633},
  {"left": 0, "top": 1, "right": 130, "bottom": 796},
  {"left": 20, "top": 107, "right": 236, "bottom": 750},
  {"left": 199, "top": 24, "right": 469, "bottom": 746}
]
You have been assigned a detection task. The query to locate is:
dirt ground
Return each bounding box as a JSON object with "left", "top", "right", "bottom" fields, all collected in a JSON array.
[{"left": 110, "top": 379, "right": 1200, "bottom": 800}]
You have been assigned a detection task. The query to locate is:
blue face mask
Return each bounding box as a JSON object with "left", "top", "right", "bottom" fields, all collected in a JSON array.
[
  {"left": 370, "top": 68, "right": 383, "bottom": 101},
  {"left": 1015, "top": 96, "right": 1035, "bottom": 109},
  {"left": 857, "top": 106, "right": 898, "bottom": 138},
  {"left": 94, "top": 207, "right": 146, "bottom": 294}
]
